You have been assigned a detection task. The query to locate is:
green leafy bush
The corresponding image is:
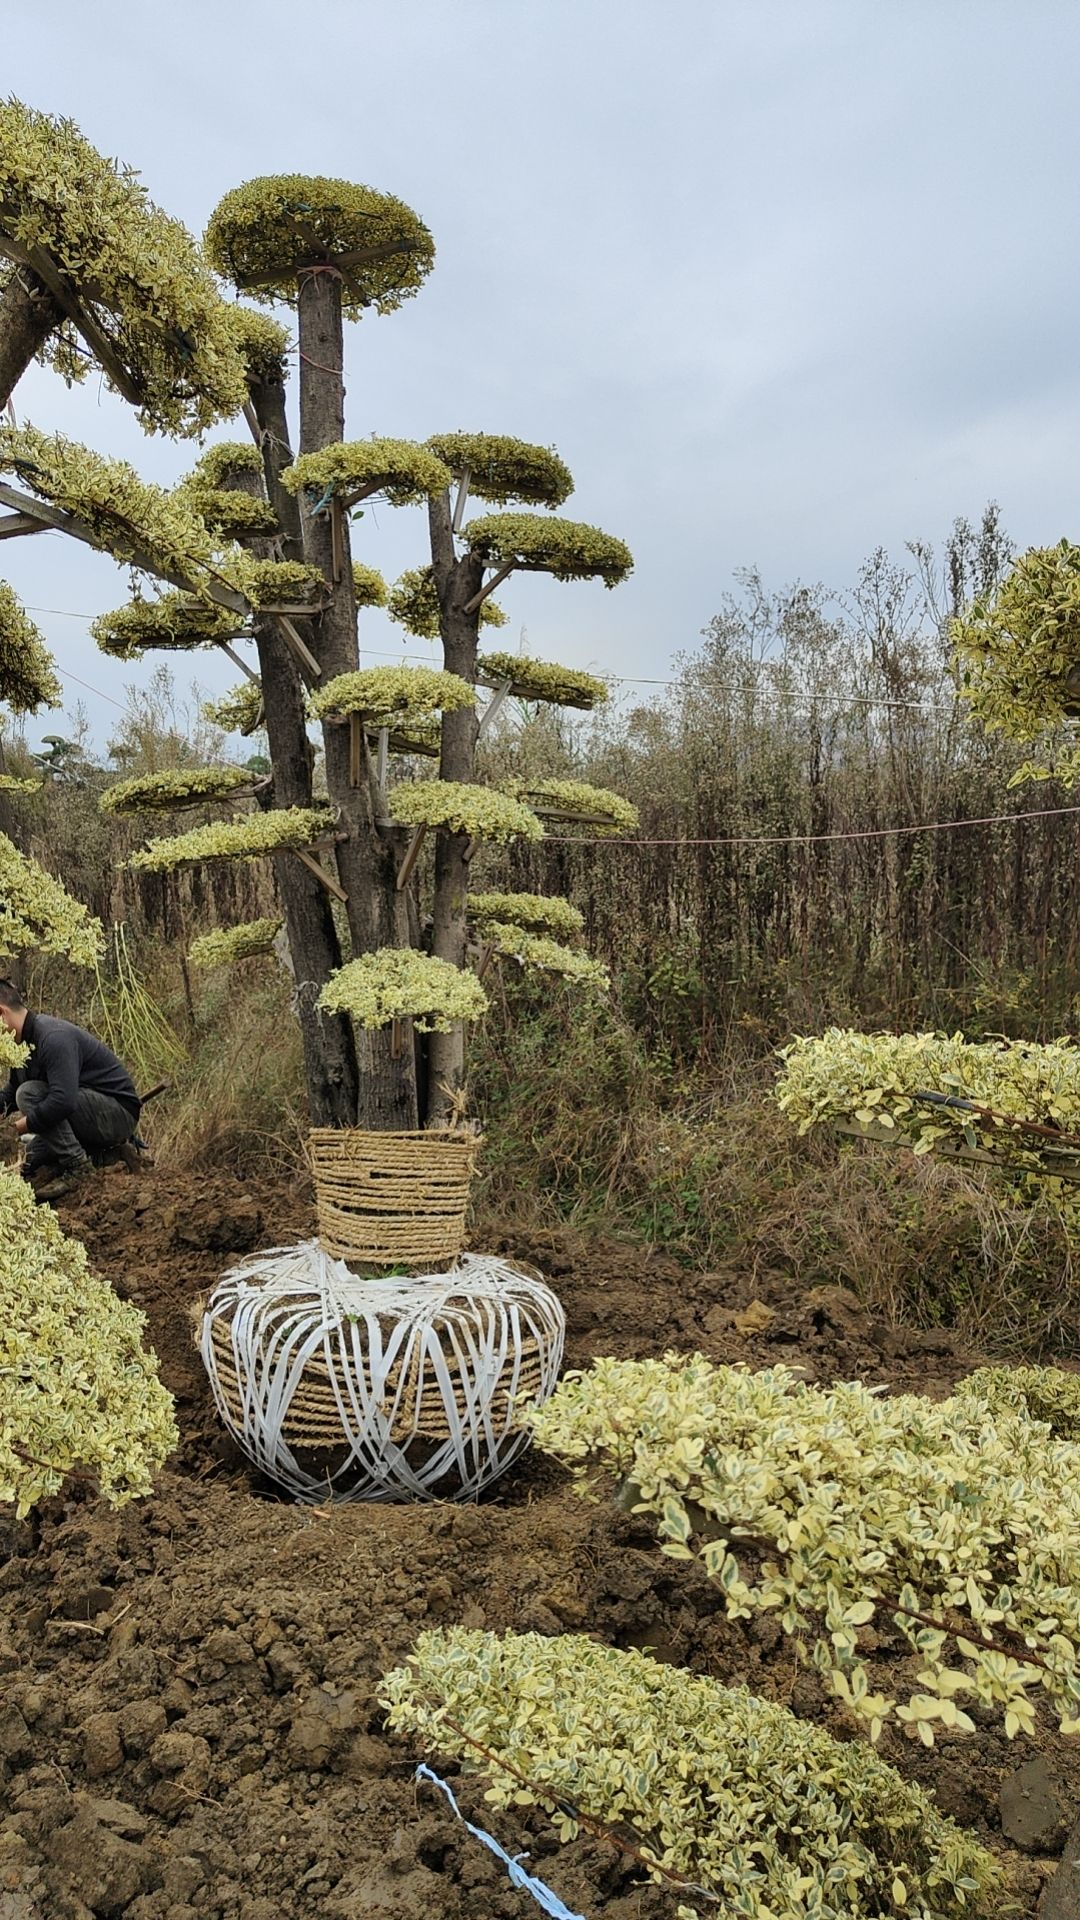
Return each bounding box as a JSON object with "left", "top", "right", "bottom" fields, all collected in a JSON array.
[
  {"left": 389, "top": 780, "right": 542, "bottom": 845},
  {"left": 956, "top": 1363, "right": 1080, "bottom": 1440},
  {"left": 0, "top": 1167, "right": 177, "bottom": 1515},
  {"left": 188, "top": 918, "right": 282, "bottom": 969},
  {"left": 532, "top": 1353, "right": 1080, "bottom": 1742},
  {"left": 0, "top": 99, "right": 247, "bottom": 434},
  {"left": 205, "top": 173, "right": 435, "bottom": 317},
  {"left": 463, "top": 513, "right": 632, "bottom": 586},
  {"left": 382, "top": 1628, "right": 999, "bottom": 1920}
]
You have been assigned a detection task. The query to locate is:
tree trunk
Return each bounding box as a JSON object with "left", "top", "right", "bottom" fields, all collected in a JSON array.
[
  {"left": 296, "top": 268, "right": 418, "bottom": 1130},
  {"left": 425, "top": 491, "right": 485, "bottom": 1124},
  {"left": 0, "top": 268, "right": 62, "bottom": 411},
  {"left": 237, "top": 373, "right": 360, "bottom": 1125}
]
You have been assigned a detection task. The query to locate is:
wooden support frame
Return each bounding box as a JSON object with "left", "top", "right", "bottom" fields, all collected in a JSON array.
[
  {"left": 242, "top": 399, "right": 262, "bottom": 448},
  {"left": 396, "top": 822, "right": 427, "bottom": 892},
  {"left": 451, "top": 465, "right": 471, "bottom": 534},
  {"left": 0, "top": 482, "right": 250, "bottom": 614},
  {"left": 218, "top": 640, "right": 261, "bottom": 684},
  {"left": 0, "top": 511, "right": 50, "bottom": 539},
  {"left": 463, "top": 559, "right": 515, "bottom": 616},
  {"left": 835, "top": 1118, "right": 1080, "bottom": 1185},
  {"left": 376, "top": 725, "right": 389, "bottom": 793},
  {"left": 476, "top": 678, "right": 514, "bottom": 740},
  {"left": 234, "top": 234, "right": 424, "bottom": 293},
  {"left": 293, "top": 846, "right": 348, "bottom": 902},
  {"left": 273, "top": 614, "right": 322, "bottom": 681},
  {"left": 475, "top": 940, "right": 496, "bottom": 983}
]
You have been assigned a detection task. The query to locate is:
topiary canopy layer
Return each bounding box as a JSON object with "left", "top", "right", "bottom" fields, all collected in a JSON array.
[
  {"left": 426, "top": 433, "right": 573, "bottom": 508},
  {"left": 205, "top": 174, "right": 435, "bottom": 319},
  {"left": 317, "top": 949, "right": 488, "bottom": 1032},
  {"left": 0, "top": 100, "right": 248, "bottom": 435},
  {"left": 0, "top": 830, "right": 102, "bottom": 966},
  {"left": 0, "top": 583, "right": 60, "bottom": 712},
  {"left": 464, "top": 512, "right": 633, "bottom": 586}
]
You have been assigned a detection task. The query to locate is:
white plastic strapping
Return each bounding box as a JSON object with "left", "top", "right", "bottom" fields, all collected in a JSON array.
[{"left": 199, "top": 1242, "right": 566, "bottom": 1503}]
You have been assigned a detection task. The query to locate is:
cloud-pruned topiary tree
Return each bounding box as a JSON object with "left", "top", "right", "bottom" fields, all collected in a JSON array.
[{"left": 0, "top": 104, "right": 632, "bottom": 1131}]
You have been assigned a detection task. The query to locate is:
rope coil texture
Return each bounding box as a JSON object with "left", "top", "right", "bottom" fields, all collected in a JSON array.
[
  {"left": 199, "top": 1242, "right": 565, "bottom": 1504},
  {"left": 415, "top": 1765, "right": 586, "bottom": 1920},
  {"left": 308, "top": 1127, "right": 482, "bottom": 1268}
]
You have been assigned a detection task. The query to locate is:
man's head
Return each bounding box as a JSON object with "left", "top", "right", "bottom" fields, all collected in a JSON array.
[{"left": 0, "top": 979, "right": 27, "bottom": 1041}]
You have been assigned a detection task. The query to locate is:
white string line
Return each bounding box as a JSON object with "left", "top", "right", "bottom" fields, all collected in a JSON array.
[
  {"left": 541, "top": 802, "right": 1080, "bottom": 850},
  {"left": 21, "top": 603, "right": 957, "bottom": 715}
]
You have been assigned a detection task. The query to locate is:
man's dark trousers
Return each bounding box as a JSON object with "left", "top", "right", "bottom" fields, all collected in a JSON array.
[{"left": 15, "top": 1079, "right": 136, "bottom": 1172}]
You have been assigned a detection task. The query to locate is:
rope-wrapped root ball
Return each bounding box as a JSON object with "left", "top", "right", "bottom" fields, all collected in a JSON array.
[{"left": 200, "top": 1241, "right": 566, "bottom": 1502}]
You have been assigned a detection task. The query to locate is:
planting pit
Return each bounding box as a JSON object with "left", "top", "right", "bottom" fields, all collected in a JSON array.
[{"left": 0, "top": 1168, "right": 1076, "bottom": 1917}]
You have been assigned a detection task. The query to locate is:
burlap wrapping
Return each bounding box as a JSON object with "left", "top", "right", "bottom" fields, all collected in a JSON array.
[{"left": 307, "top": 1126, "right": 482, "bottom": 1268}]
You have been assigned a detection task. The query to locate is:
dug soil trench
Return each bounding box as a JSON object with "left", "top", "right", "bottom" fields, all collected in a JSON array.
[{"left": 0, "top": 1168, "right": 1075, "bottom": 1918}]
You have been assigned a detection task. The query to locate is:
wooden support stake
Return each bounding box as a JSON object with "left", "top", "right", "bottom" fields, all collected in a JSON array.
[
  {"left": 243, "top": 399, "right": 262, "bottom": 448},
  {"left": 330, "top": 496, "right": 345, "bottom": 583},
  {"left": 396, "top": 823, "right": 427, "bottom": 892},
  {"left": 339, "top": 479, "right": 383, "bottom": 512},
  {"left": 274, "top": 615, "right": 322, "bottom": 680},
  {"left": 376, "top": 725, "right": 389, "bottom": 793},
  {"left": 0, "top": 512, "right": 50, "bottom": 539},
  {"left": 463, "top": 559, "right": 515, "bottom": 615},
  {"left": 349, "top": 712, "right": 363, "bottom": 787},
  {"left": 476, "top": 678, "right": 514, "bottom": 740},
  {"left": 0, "top": 483, "right": 249, "bottom": 613},
  {"left": 451, "top": 465, "right": 471, "bottom": 534},
  {"left": 475, "top": 941, "right": 496, "bottom": 982},
  {"left": 294, "top": 848, "right": 348, "bottom": 902},
  {"left": 218, "top": 641, "right": 261, "bottom": 684}
]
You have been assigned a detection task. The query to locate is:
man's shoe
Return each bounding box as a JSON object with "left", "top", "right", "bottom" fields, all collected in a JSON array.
[{"left": 36, "top": 1162, "right": 96, "bottom": 1203}]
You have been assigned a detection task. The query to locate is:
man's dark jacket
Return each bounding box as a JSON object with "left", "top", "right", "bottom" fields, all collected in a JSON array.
[{"left": 0, "top": 1013, "right": 140, "bottom": 1133}]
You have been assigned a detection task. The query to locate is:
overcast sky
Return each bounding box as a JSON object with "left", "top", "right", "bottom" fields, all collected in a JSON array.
[{"left": 4, "top": 1, "right": 1077, "bottom": 751}]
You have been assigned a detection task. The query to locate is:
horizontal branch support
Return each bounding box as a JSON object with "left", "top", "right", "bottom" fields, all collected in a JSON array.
[
  {"left": 0, "top": 483, "right": 249, "bottom": 614},
  {"left": 0, "top": 231, "right": 144, "bottom": 406},
  {"left": 0, "top": 511, "right": 51, "bottom": 539}
]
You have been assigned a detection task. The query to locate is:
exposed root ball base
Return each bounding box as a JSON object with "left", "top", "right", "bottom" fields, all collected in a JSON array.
[{"left": 200, "top": 1243, "right": 566, "bottom": 1503}]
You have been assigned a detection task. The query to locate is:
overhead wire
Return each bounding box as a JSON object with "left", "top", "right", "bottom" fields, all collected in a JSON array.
[{"left": 21, "top": 602, "right": 957, "bottom": 715}]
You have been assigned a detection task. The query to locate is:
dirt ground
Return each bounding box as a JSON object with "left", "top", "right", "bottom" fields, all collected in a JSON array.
[{"left": 0, "top": 1167, "right": 1075, "bottom": 1920}]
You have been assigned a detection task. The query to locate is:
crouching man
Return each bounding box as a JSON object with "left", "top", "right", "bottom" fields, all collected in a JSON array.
[{"left": 0, "top": 978, "right": 141, "bottom": 1199}]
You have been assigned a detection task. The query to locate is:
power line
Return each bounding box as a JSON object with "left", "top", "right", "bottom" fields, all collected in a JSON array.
[
  {"left": 544, "top": 802, "right": 1080, "bottom": 850},
  {"left": 21, "top": 604, "right": 956, "bottom": 715}
]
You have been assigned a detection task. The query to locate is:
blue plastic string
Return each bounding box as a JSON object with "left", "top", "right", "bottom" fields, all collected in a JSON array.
[{"left": 415, "top": 1763, "right": 587, "bottom": 1920}]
